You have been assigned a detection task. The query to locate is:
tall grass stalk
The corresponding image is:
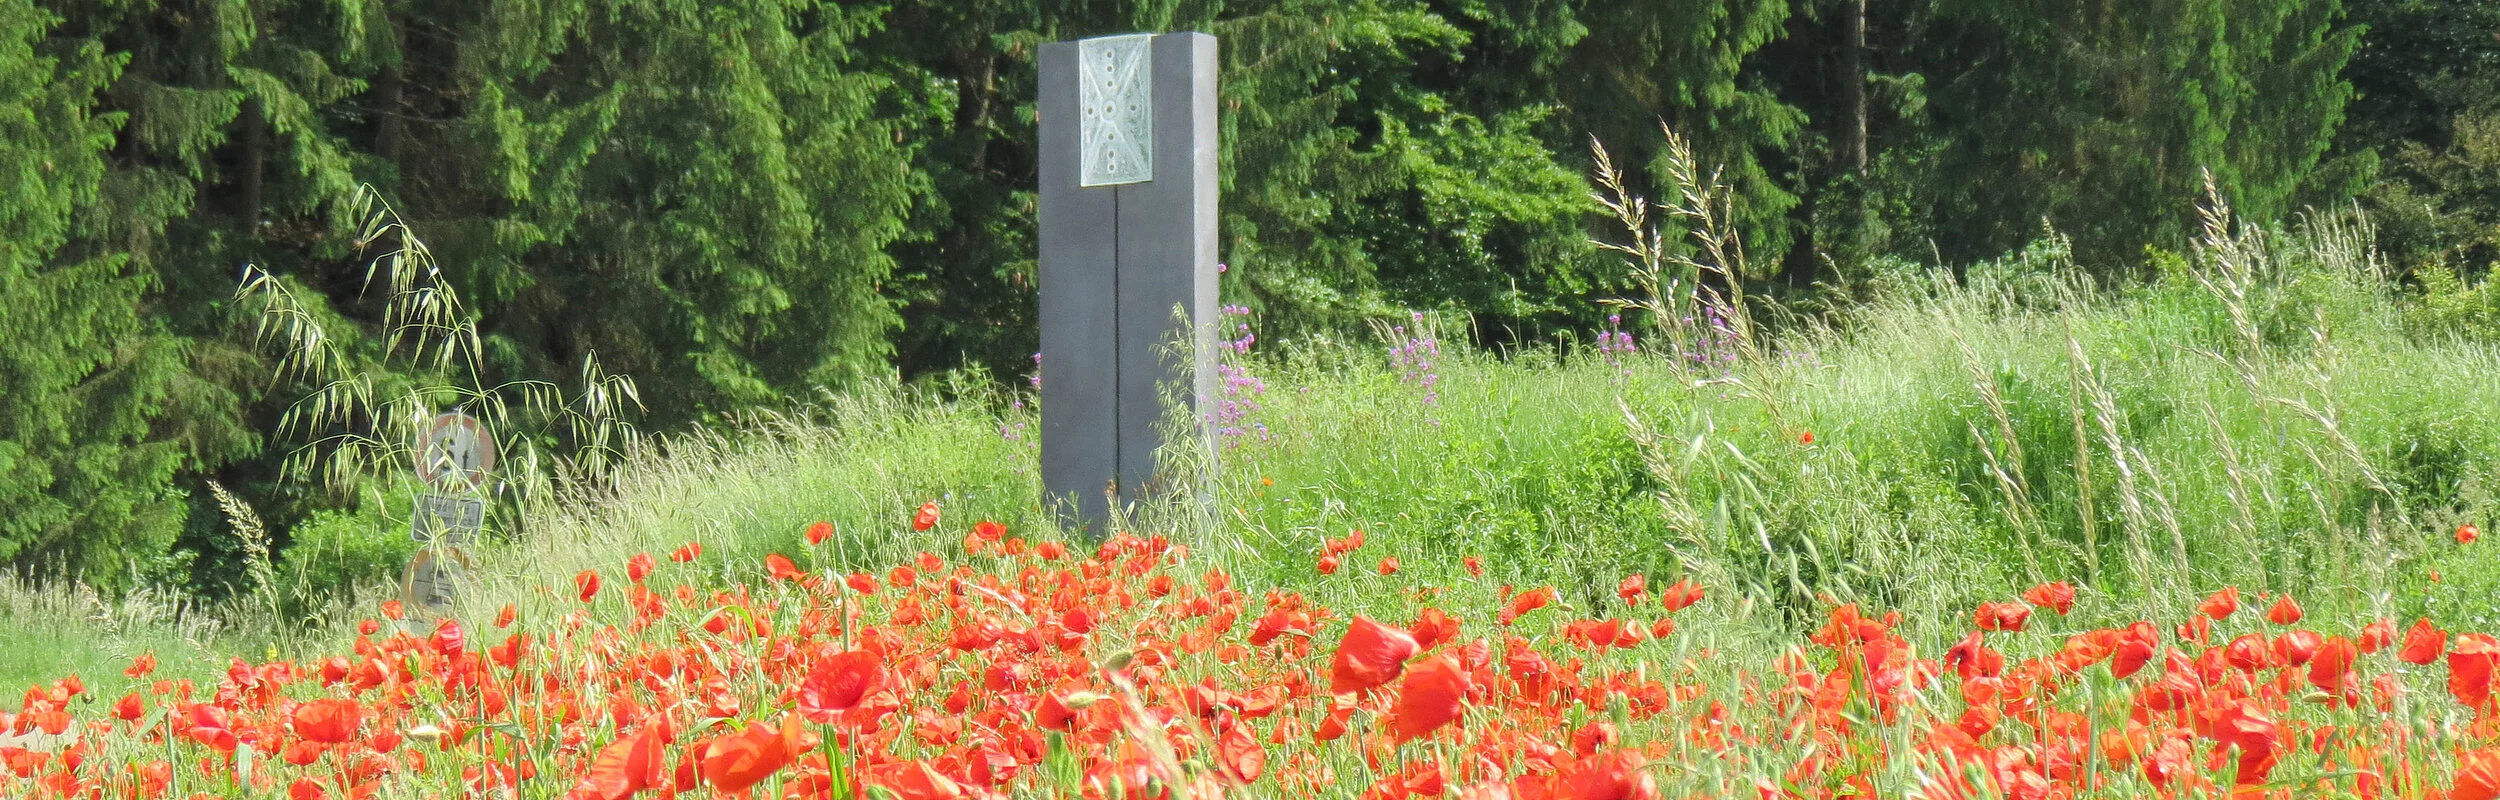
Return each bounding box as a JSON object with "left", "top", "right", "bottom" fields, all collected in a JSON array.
[{"left": 27, "top": 202, "right": 2500, "bottom": 696}]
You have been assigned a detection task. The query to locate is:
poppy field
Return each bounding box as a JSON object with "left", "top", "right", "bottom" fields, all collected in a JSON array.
[{"left": 9, "top": 512, "right": 2500, "bottom": 800}]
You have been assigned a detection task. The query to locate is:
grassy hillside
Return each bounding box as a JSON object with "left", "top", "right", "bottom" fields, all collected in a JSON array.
[
  {"left": 14, "top": 210, "right": 2500, "bottom": 800},
  {"left": 451, "top": 212, "right": 2500, "bottom": 636},
  {"left": 14, "top": 209, "right": 2500, "bottom": 695}
]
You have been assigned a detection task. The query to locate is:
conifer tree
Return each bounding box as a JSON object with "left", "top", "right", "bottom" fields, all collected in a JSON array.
[
  {"left": 1557, "top": 0, "right": 1807, "bottom": 270},
  {"left": 380, "top": 0, "right": 920, "bottom": 422},
  {"left": 1910, "top": 0, "right": 2359, "bottom": 263},
  {"left": 0, "top": 1, "right": 203, "bottom": 583}
]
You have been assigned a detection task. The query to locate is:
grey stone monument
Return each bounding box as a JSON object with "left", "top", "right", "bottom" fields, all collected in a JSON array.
[{"left": 1039, "top": 32, "right": 1219, "bottom": 533}]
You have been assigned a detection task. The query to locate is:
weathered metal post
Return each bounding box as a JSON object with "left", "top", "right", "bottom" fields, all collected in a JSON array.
[{"left": 1039, "top": 32, "right": 1219, "bottom": 534}]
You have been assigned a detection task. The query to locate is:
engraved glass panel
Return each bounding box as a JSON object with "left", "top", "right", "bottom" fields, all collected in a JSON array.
[{"left": 1079, "top": 34, "right": 1154, "bottom": 187}]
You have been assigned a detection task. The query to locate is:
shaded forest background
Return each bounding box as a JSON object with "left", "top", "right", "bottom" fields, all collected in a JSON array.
[{"left": 3, "top": 0, "right": 2498, "bottom": 595}]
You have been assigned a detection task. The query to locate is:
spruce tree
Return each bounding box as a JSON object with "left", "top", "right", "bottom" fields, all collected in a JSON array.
[
  {"left": 1557, "top": 0, "right": 1808, "bottom": 271},
  {"left": 0, "top": 0, "right": 200, "bottom": 584},
  {"left": 1911, "top": 0, "right": 2360, "bottom": 263},
  {"left": 379, "top": 0, "right": 920, "bottom": 423}
]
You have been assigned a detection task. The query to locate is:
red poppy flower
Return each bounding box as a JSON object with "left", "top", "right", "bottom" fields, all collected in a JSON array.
[
  {"left": 1616, "top": 575, "right": 1646, "bottom": 604},
  {"left": 626, "top": 552, "right": 656, "bottom": 583},
  {"left": 806, "top": 521, "right": 834, "bottom": 546},
  {"left": 1500, "top": 587, "right": 1557, "bottom": 626},
  {"left": 2457, "top": 748, "right": 2500, "bottom": 800},
  {"left": 112, "top": 693, "right": 143, "bottom": 722},
  {"left": 800, "top": 650, "right": 884, "bottom": 720},
  {"left": 1464, "top": 556, "right": 1483, "bottom": 577},
  {"left": 2265, "top": 593, "right": 2302, "bottom": 626},
  {"left": 178, "top": 704, "right": 237, "bottom": 752},
  {"left": 495, "top": 603, "right": 517, "bottom": 628},
  {"left": 1659, "top": 580, "right": 1705, "bottom": 612},
  {"left": 2021, "top": 582, "right": 2076, "bottom": 615},
  {"left": 1572, "top": 721, "right": 1620, "bottom": 756},
  {"left": 490, "top": 632, "right": 533, "bottom": 669},
  {"left": 766, "top": 554, "right": 804, "bottom": 582},
  {"left": 2274, "top": 629, "right": 2323, "bottom": 666},
  {"left": 701, "top": 715, "right": 805, "bottom": 794},
  {"left": 281, "top": 738, "right": 324, "bottom": 767},
  {"left": 1036, "top": 691, "right": 1080, "bottom": 731},
  {"left": 2213, "top": 701, "right": 2282, "bottom": 786},
  {"left": 843, "top": 572, "right": 878, "bottom": 595},
  {"left": 2452, "top": 634, "right": 2500, "bottom": 711},
  {"left": 912, "top": 502, "right": 941, "bottom": 532},
  {"left": 575, "top": 570, "right": 603, "bottom": 602},
  {"left": 1798, "top": 430, "right": 1815, "bottom": 445},
  {"left": 1378, "top": 557, "right": 1400, "bottom": 575},
  {"left": 1389, "top": 652, "right": 1469, "bottom": 742},
  {"left": 869, "top": 760, "right": 965, "bottom": 800},
  {"left": 670, "top": 542, "right": 703, "bottom": 562},
  {"left": 2198, "top": 587, "right": 2240, "bottom": 620},
  {"left": 2402, "top": 618, "right": 2447, "bottom": 665},
  {"left": 2111, "top": 622, "right": 2158, "bottom": 679},
  {"left": 1944, "top": 631, "right": 2004, "bottom": 680},
  {"left": 2309, "top": 635, "right": 2356, "bottom": 695},
  {"left": 2361, "top": 618, "right": 2398, "bottom": 653},
  {"left": 2177, "top": 614, "right": 2212, "bottom": 644},
  {"left": 2463, "top": 523, "right": 2483, "bottom": 545},
  {"left": 1974, "top": 601, "right": 2030, "bottom": 632},
  {"left": 1522, "top": 749, "right": 1657, "bottom": 800},
  {"left": 2224, "top": 633, "right": 2273, "bottom": 671},
  {"left": 973, "top": 520, "right": 1007, "bottom": 542},
  {"left": 291, "top": 699, "right": 363, "bottom": 745},
  {"left": 124, "top": 654, "right": 156, "bottom": 679},
  {"left": 1250, "top": 607, "right": 1312, "bottom": 646},
  {"left": 1216, "top": 720, "right": 1264, "bottom": 782},
  {"left": 1410, "top": 607, "right": 1461, "bottom": 651},
  {"left": 1313, "top": 695, "right": 1357, "bottom": 742},
  {"left": 1330, "top": 616, "right": 1420, "bottom": 694},
  {"left": 1317, "top": 554, "right": 1341, "bottom": 575},
  {"left": 571, "top": 725, "right": 668, "bottom": 800},
  {"left": 431, "top": 618, "right": 466, "bottom": 656},
  {"left": 289, "top": 778, "right": 330, "bottom": 800}
]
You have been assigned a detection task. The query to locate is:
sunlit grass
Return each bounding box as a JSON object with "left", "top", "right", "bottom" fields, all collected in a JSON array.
[{"left": 17, "top": 213, "right": 2500, "bottom": 708}]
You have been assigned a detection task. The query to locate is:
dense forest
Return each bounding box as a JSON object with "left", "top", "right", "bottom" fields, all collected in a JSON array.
[{"left": 3, "top": 0, "right": 2498, "bottom": 594}]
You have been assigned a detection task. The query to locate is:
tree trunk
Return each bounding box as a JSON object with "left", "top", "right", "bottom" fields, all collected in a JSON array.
[
  {"left": 375, "top": 19, "right": 407, "bottom": 167},
  {"left": 238, "top": 98, "right": 265, "bottom": 228},
  {"left": 1844, "top": 0, "right": 1870, "bottom": 176},
  {"left": 955, "top": 52, "right": 998, "bottom": 174}
]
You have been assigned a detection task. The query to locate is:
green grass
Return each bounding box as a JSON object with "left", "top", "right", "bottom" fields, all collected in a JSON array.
[
  {"left": 0, "top": 572, "right": 235, "bottom": 699},
  {"left": 14, "top": 210, "right": 2500, "bottom": 692},
  {"left": 440, "top": 211, "right": 2500, "bottom": 644}
]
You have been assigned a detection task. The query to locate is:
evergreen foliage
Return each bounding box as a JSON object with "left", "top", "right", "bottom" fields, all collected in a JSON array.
[
  {"left": 1794, "top": 0, "right": 2364, "bottom": 266},
  {"left": 0, "top": 0, "right": 2479, "bottom": 593},
  {"left": 2345, "top": 0, "right": 2500, "bottom": 273},
  {"left": 0, "top": 0, "right": 236, "bottom": 587}
]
